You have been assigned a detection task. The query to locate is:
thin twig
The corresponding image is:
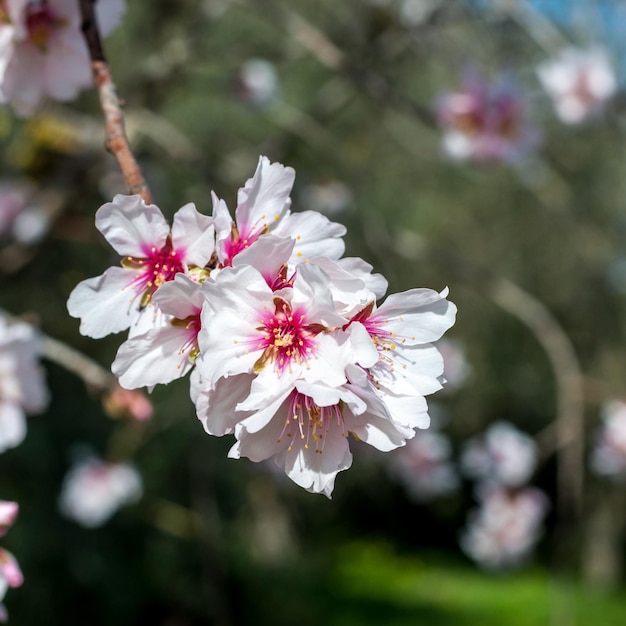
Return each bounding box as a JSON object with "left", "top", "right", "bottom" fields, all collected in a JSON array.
[{"left": 78, "top": 0, "right": 153, "bottom": 204}]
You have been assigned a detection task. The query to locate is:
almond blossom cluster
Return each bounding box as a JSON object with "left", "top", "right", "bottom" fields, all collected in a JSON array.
[
  {"left": 67, "top": 156, "right": 457, "bottom": 496},
  {"left": 0, "top": 0, "right": 125, "bottom": 117}
]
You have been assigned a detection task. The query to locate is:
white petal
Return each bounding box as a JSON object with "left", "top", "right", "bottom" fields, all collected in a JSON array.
[
  {"left": 347, "top": 412, "right": 410, "bottom": 452},
  {"left": 152, "top": 274, "right": 206, "bottom": 319},
  {"left": 112, "top": 325, "right": 194, "bottom": 389},
  {"left": 232, "top": 235, "right": 294, "bottom": 285},
  {"left": 347, "top": 323, "right": 378, "bottom": 368},
  {"left": 373, "top": 343, "right": 445, "bottom": 396},
  {"left": 0, "top": 402, "right": 26, "bottom": 453},
  {"left": 230, "top": 414, "right": 289, "bottom": 462},
  {"left": 337, "top": 257, "right": 388, "bottom": 299},
  {"left": 211, "top": 192, "right": 233, "bottom": 265},
  {"left": 170, "top": 203, "right": 215, "bottom": 267},
  {"left": 235, "top": 156, "right": 295, "bottom": 234},
  {"left": 381, "top": 393, "right": 430, "bottom": 429},
  {"left": 282, "top": 425, "right": 352, "bottom": 497},
  {"left": 95, "top": 195, "right": 170, "bottom": 257},
  {"left": 195, "top": 374, "right": 254, "bottom": 436},
  {"left": 377, "top": 287, "right": 457, "bottom": 344},
  {"left": 274, "top": 210, "right": 346, "bottom": 262},
  {"left": 236, "top": 389, "right": 293, "bottom": 434},
  {"left": 67, "top": 266, "right": 141, "bottom": 338}
]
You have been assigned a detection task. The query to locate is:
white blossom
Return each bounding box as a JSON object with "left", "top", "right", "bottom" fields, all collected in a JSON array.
[
  {"left": 389, "top": 429, "right": 459, "bottom": 501},
  {"left": 67, "top": 194, "right": 215, "bottom": 339},
  {"left": 58, "top": 455, "right": 142, "bottom": 528},
  {"left": 591, "top": 400, "right": 626, "bottom": 479},
  {"left": 0, "top": 0, "right": 126, "bottom": 116},
  {"left": 0, "top": 314, "right": 48, "bottom": 453},
  {"left": 537, "top": 47, "right": 616, "bottom": 124},
  {"left": 461, "top": 486, "right": 548, "bottom": 570},
  {"left": 461, "top": 421, "right": 538, "bottom": 488}
]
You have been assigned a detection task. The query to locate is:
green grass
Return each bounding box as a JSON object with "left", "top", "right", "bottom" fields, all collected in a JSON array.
[{"left": 323, "top": 542, "right": 626, "bottom": 626}]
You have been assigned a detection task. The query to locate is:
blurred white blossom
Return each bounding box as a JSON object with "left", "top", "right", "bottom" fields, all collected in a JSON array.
[
  {"left": 389, "top": 430, "right": 459, "bottom": 501},
  {"left": 537, "top": 47, "right": 616, "bottom": 124},
  {"left": 58, "top": 455, "right": 142, "bottom": 527},
  {"left": 591, "top": 400, "right": 626, "bottom": 479},
  {"left": 0, "top": 181, "right": 31, "bottom": 241},
  {"left": 300, "top": 179, "right": 353, "bottom": 216},
  {"left": 461, "top": 421, "right": 538, "bottom": 488},
  {"left": 237, "top": 58, "right": 279, "bottom": 106},
  {"left": 0, "top": 315, "right": 49, "bottom": 454},
  {"left": 461, "top": 486, "right": 548, "bottom": 570},
  {"left": 436, "top": 337, "right": 469, "bottom": 390},
  {"left": 0, "top": 0, "right": 126, "bottom": 116}
]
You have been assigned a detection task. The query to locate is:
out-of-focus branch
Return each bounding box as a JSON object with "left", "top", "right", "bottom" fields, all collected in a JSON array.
[
  {"left": 41, "top": 333, "right": 114, "bottom": 390},
  {"left": 493, "top": 0, "right": 570, "bottom": 55},
  {"left": 78, "top": 0, "right": 153, "bottom": 204},
  {"left": 489, "top": 278, "right": 585, "bottom": 520}
]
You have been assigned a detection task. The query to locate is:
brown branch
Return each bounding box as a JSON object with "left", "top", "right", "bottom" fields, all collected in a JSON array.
[{"left": 79, "top": 0, "right": 153, "bottom": 204}]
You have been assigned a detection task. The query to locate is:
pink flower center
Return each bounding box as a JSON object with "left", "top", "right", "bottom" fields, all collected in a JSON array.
[
  {"left": 222, "top": 225, "right": 263, "bottom": 266},
  {"left": 441, "top": 89, "right": 522, "bottom": 141},
  {"left": 221, "top": 212, "right": 280, "bottom": 267},
  {"left": 122, "top": 237, "right": 186, "bottom": 308},
  {"left": 253, "top": 297, "right": 318, "bottom": 375},
  {"left": 26, "top": 3, "right": 65, "bottom": 52},
  {"left": 278, "top": 390, "right": 346, "bottom": 453}
]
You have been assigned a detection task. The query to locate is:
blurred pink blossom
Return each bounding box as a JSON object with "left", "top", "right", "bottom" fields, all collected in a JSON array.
[
  {"left": 0, "top": 503, "right": 17, "bottom": 539},
  {"left": 437, "top": 70, "right": 538, "bottom": 164},
  {"left": 0, "top": 500, "right": 22, "bottom": 621},
  {"left": 102, "top": 384, "right": 153, "bottom": 421}
]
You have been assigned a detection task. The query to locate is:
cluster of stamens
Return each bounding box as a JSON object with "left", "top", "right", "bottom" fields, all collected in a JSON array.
[
  {"left": 171, "top": 314, "right": 202, "bottom": 365},
  {"left": 345, "top": 305, "right": 416, "bottom": 389},
  {"left": 222, "top": 213, "right": 281, "bottom": 266},
  {"left": 26, "top": 2, "right": 65, "bottom": 52},
  {"left": 278, "top": 391, "right": 346, "bottom": 453},
  {"left": 253, "top": 298, "right": 317, "bottom": 375},
  {"left": 121, "top": 238, "right": 185, "bottom": 309}
]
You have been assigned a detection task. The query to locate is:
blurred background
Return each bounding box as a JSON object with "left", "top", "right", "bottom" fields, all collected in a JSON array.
[{"left": 2, "top": 0, "right": 626, "bottom": 623}]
